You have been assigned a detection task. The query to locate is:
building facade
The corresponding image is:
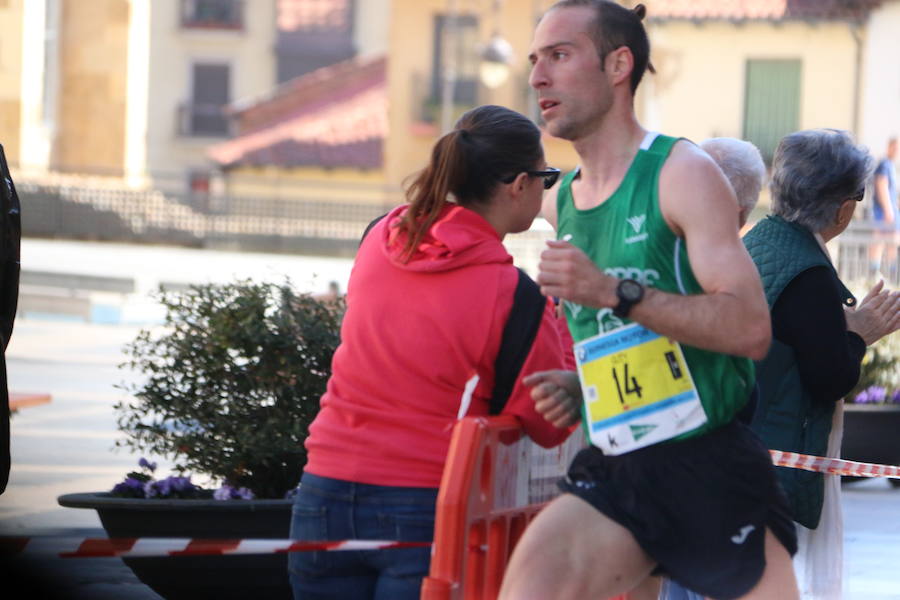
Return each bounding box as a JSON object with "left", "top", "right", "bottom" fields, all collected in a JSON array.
[{"left": 0, "top": 0, "right": 390, "bottom": 192}]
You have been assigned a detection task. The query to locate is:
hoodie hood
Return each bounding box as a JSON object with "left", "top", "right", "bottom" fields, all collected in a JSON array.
[{"left": 381, "top": 204, "right": 512, "bottom": 273}]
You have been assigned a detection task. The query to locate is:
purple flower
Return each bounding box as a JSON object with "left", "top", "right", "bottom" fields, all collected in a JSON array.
[
  {"left": 143, "top": 480, "right": 158, "bottom": 498},
  {"left": 111, "top": 477, "right": 146, "bottom": 498},
  {"left": 892, "top": 390, "right": 900, "bottom": 404},
  {"left": 869, "top": 386, "right": 888, "bottom": 403},
  {"left": 110, "top": 459, "right": 223, "bottom": 500},
  {"left": 168, "top": 476, "right": 194, "bottom": 493},
  {"left": 854, "top": 385, "right": 892, "bottom": 404},
  {"left": 214, "top": 485, "right": 255, "bottom": 500}
]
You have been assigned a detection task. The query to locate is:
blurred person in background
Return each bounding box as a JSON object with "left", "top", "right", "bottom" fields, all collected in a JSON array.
[
  {"left": 743, "top": 129, "right": 900, "bottom": 600},
  {"left": 868, "top": 137, "right": 898, "bottom": 278},
  {"left": 701, "top": 137, "right": 767, "bottom": 230},
  {"left": 0, "top": 143, "right": 21, "bottom": 496},
  {"left": 288, "top": 104, "right": 574, "bottom": 600}
]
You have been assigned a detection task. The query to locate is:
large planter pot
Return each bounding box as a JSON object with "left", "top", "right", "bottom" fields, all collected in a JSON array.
[
  {"left": 842, "top": 403, "right": 900, "bottom": 487},
  {"left": 58, "top": 492, "right": 293, "bottom": 600}
]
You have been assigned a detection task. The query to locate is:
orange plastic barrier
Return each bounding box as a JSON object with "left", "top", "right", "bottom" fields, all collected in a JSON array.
[{"left": 421, "top": 416, "right": 626, "bottom": 600}]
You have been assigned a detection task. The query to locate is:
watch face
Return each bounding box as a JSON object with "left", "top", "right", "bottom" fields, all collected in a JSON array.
[{"left": 619, "top": 279, "right": 643, "bottom": 302}]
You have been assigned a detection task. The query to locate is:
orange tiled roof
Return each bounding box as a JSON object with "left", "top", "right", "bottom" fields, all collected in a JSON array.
[
  {"left": 642, "top": 0, "right": 882, "bottom": 21},
  {"left": 208, "top": 56, "right": 387, "bottom": 170}
]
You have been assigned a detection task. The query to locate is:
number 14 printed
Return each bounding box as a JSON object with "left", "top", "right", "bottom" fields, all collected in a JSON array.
[{"left": 575, "top": 323, "right": 706, "bottom": 454}]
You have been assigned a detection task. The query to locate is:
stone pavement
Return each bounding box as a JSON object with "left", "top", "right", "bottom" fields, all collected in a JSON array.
[{"left": 2, "top": 239, "right": 899, "bottom": 599}]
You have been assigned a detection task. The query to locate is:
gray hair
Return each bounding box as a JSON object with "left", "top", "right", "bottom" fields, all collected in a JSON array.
[
  {"left": 769, "top": 129, "right": 873, "bottom": 233},
  {"left": 701, "top": 137, "right": 766, "bottom": 222}
]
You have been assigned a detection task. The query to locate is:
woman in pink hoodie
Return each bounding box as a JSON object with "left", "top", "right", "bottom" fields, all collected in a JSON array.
[{"left": 289, "top": 105, "right": 575, "bottom": 600}]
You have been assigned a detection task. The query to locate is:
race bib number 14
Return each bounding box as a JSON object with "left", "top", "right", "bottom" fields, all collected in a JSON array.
[{"left": 574, "top": 323, "right": 707, "bottom": 455}]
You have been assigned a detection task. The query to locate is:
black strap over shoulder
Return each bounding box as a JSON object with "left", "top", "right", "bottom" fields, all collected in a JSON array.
[
  {"left": 360, "top": 213, "right": 387, "bottom": 246},
  {"left": 489, "top": 269, "right": 546, "bottom": 415}
]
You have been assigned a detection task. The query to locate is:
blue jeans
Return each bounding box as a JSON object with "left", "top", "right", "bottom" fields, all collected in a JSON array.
[
  {"left": 660, "top": 578, "right": 705, "bottom": 600},
  {"left": 288, "top": 472, "right": 438, "bottom": 600}
]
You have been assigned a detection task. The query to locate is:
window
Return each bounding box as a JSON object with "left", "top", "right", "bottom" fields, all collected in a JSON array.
[
  {"left": 180, "top": 64, "right": 231, "bottom": 137},
  {"left": 181, "top": 0, "right": 243, "bottom": 30},
  {"left": 275, "top": 0, "right": 355, "bottom": 83},
  {"left": 431, "top": 14, "right": 480, "bottom": 107},
  {"left": 743, "top": 59, "right": 802, "bottom": 163}
]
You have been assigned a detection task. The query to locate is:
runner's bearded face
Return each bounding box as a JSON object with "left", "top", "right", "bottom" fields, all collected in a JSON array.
[{"left": 529, "top": 7, "right": 614, "bottom": 141}]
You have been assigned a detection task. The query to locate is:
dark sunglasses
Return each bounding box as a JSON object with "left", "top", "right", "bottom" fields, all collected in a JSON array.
[
  {"left": 501, "top": 167, "right": 561, "bottom": 190},
  {"left": 849, "top": 189, "right": 865, "bottom": 202}
]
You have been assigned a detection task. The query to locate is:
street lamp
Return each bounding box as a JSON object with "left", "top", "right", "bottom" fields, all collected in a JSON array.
[
  {"left": 440, "top": 0, "right": 513, "bottom": 132},
  {"left": 479, "top": 32, "right": 513, "bottom": 89},
  {"left": 479, "top": 0, "right": 512, "bottom": 89}
]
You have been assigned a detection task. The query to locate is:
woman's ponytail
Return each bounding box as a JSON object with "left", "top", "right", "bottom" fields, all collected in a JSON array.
[{"left": 397, "top": 129, "right": 468, "bottom": 260}]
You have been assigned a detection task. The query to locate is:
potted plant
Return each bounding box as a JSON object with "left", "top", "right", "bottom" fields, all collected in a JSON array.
[
  {"left": 58, "top": 279, "right": 344, "bottom": 599},
  {"left": 843, "top": 335, "right": 900, "bottom": 487}
]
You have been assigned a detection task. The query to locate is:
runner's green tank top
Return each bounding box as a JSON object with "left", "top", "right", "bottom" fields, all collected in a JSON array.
[{"left": 556, "top": 132, "right": 753, "bottom": 441}]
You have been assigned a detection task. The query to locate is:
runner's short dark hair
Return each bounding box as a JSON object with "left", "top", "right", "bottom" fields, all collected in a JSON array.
[{"left": 550, "top": 0, "right": 654, "bottom": 93}]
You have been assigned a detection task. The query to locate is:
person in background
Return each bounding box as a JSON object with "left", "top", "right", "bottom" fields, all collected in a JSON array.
[
  {"left": 868, "top": 137, "right": 898, "bottom": 278},
  {"left": 288, "top": 104, "right": 574, "bottom": 600},
  {"left": 701, "top": 137, "right": 766, "bottom": 229},
  {"left": 743, "top": 129, "right": 900, "bottom": 600},
  {"left": 0, "top": 143, "right": 21, "bottom": 496}
]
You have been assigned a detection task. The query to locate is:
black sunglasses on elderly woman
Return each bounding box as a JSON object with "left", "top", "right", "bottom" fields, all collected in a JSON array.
[{"left": 501, "top": 167, "right": 561, "bottom": 190}]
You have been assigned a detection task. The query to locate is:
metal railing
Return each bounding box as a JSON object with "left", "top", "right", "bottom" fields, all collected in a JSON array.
[
  {"left": 13, "top": 172, "right": 900, "bottom": 288},
  {"left": 180, "top": 0, "right": 244, "bottom": 30},
  {"left": 177, "top": 103, "right": 231, "bottom": 138},
  {"left": 15, "top": 177, "right": 392, "bottom": 257}
]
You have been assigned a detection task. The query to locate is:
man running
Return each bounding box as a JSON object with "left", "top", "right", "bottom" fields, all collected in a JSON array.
[{"left": 499, "top": 2, "right": 799, "bottom": 599}]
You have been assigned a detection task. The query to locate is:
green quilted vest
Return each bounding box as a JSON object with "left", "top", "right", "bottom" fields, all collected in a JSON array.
[{"left": 743, "top": 215, "right": 856, "bottom": 529}]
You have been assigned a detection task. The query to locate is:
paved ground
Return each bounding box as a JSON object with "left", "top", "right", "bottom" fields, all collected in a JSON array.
[{"left": 2, "top": 239, "right": 899, "bottom": 599}]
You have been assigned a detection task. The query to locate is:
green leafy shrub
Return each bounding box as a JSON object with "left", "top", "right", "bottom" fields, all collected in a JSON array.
[{"left": 115, "top": 280, "right": 343, "bottom": 499}]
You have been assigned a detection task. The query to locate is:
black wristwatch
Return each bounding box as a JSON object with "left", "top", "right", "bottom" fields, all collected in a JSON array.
[{"left": 613, "top": 278, "right": 644, "bottom": 318}]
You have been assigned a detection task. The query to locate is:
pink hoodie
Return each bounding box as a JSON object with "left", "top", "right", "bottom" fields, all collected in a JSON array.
[{"left": 303, "top": 204, "right": 574, "bottom": 488}]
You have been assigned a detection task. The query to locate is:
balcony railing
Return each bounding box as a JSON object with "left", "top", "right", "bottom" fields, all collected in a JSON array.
[
  {"left": 180, "top": 0, "right": 243, "bottom": 30},
  {"left": 178, "top": 103, "right": 231, "bottom": 138}
]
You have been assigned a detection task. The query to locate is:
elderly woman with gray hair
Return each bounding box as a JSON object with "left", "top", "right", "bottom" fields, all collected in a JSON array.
[
  {"left": 701, "top": 136, "right": 767, "bottom": 227},
  {"left": 743, "top": 129, "right": 900, "bottom": 599}
]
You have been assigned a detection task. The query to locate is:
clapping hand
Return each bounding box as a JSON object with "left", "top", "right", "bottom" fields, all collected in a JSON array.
[{"left": 845, "top": 280, "right": 900, "bottom": 345}]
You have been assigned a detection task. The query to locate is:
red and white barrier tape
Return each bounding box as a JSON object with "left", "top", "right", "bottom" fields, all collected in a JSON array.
[
  {"left": 3, "top": 451, "right": 895, "bottom": 559},
  {"left": 1, "top": 537, "right": 430, "bottom": 558},
  {"left": 770, "top": 450, "right": 900, "bottom": 479}
]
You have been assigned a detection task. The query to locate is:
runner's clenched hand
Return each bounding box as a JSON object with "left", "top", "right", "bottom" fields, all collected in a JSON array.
[{"left": 523, "top": 369, "right": 582, "bottom": 428}]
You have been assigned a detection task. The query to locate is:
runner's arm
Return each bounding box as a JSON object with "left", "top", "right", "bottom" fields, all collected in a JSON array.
[
  {"left": 536, "top": 143, "right": 770, "bottom": 359},
  {"left": 540, "top": 180, "right": 560, "bottom": 230}
]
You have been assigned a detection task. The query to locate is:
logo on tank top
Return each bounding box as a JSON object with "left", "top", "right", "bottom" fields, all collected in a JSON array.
[
  {"left": 625, "top": 214, "right": 648, "bottom": 245},
  {"left": 564, "top": 267, "right": 660, "bottom": 333},
  {"left": 603, "top": 267, "right": 659, "bottom": 286}
]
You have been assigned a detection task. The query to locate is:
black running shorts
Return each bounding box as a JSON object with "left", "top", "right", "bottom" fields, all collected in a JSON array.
[{"left": 558, "top": 420, "right": 797, "bottom": 600}]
